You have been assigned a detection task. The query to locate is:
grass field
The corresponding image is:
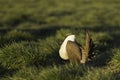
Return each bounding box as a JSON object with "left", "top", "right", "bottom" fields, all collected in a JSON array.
[{"left": 0, "top": 0, "right": 120, "bottom": 80}]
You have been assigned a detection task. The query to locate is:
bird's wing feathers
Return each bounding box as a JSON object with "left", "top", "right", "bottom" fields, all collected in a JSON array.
[{"left": 66, "top": 41, "right": 82, "bottom": 62}]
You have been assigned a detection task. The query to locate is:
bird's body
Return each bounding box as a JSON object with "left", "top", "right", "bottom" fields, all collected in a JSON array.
[
  {"left": 66, "top": 41, "right": 82, "bottom": 63},
  {"left": 59, "top": 34, "right": 82, "bottom": 63},
  {"left": 59, "top": 35, "right": 75, "bottom": 60}
]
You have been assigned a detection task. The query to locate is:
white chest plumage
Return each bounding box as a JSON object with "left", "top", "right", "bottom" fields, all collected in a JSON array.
[{"left": 59, "top": 35, "right": 75, "bottom": 60}]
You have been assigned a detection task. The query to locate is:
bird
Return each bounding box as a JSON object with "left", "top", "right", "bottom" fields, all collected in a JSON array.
[{"left": 59, "top": 31, "right": 94, "bottom": 64}]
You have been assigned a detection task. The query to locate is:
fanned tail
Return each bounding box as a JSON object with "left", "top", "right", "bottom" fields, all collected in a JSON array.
[{"left": 81, "top": 31, "right": 94, "bottom": 63}]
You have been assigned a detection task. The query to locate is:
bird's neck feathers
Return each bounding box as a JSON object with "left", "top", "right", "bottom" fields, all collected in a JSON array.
[
  {"left": 59, "top": 35, "right": 75, "bottom": 60},
  {"left": 62, "top": 35, "right": 75, "bottom": 49},
  {"left": 64, "top": 35, "right": 75, "bottom": 42}
]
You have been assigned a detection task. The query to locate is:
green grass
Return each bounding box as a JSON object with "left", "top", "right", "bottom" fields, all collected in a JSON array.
[
  {"left": 1, "top": 64, "right": 116, "bottom": 80},
  {"left": 0, "top": 30, "right": 34, "bottom": 47},
  {"left": 109, "top": 49, "right": 120, "bottom": 72},
  {"left": 0, "top": 0, "right": 120, "bottom": 28},
  {"left": 0, "top": 0, "right": 120, "bottom": 80}
]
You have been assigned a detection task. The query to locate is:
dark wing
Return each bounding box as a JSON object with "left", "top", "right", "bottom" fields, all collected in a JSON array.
[{"left": 66, "top": 41, "right": 82, "bottom": 63}]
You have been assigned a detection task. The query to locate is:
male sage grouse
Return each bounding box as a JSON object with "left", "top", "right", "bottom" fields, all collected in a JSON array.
[{"left": 59, "top": 31, "right": 94, "bottom": 64}]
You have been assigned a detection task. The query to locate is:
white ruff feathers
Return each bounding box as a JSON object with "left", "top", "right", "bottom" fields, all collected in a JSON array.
[{"left": 59, "top": 35, "right": 75, "bottom": 60}]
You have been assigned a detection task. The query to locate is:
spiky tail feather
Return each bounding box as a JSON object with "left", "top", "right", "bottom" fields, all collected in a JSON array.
[{"left": 81, "top": 31, "right": 94, "bottom": 63}]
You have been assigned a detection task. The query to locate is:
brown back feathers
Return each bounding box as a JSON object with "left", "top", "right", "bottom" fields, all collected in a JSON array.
[{"left": 66, "top": 31, "right": 94, "bottom": 64}]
